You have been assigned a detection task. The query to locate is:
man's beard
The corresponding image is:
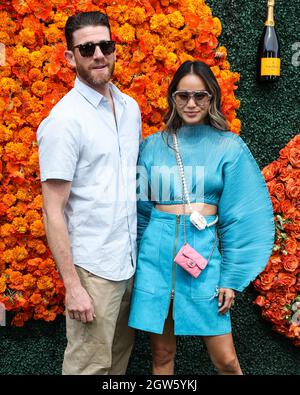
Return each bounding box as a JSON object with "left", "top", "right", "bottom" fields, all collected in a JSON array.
[{"left": 76, "top": 61, "right": 115, "bottom": 89}]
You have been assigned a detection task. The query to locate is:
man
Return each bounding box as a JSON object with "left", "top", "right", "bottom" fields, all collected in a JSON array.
[{"left": 37, "top": 11, "right": 141, "bottom": 375}]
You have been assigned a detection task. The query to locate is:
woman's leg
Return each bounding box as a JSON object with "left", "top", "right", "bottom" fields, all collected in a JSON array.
[
  {"left": 149, "top": 303, "right": 176, "bottom": 375},
  {"left": 203, "top": 334, "right": 243, "bottom": 375}
]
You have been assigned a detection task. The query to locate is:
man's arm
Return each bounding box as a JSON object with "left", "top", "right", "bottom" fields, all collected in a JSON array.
[{"left": 42, "top": 179, "right": 95, "bottom": 323}]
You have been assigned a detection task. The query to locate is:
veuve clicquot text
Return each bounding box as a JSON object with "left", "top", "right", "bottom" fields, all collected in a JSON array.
[{"left": 257, "top": 0, "right": 280, "bottom": 82}]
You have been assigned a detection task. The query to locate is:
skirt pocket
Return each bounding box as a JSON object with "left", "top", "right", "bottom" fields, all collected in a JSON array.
[{"left": 133, "top": 219, "right": 164, "bottom": 295}]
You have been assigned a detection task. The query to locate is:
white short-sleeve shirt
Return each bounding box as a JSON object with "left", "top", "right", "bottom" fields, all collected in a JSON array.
[{"left": 37, "top": 77, "right": 141, "bottom": 281}]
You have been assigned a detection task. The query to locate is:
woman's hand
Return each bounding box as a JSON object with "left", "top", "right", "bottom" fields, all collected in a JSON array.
[{"left": 218, "top": 288, "right": 235, "bottom": 315}]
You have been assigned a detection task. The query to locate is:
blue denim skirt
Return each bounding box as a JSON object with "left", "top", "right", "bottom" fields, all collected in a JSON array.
[{"left": 128, "top": 208, "right": 232, "bottom": 335}]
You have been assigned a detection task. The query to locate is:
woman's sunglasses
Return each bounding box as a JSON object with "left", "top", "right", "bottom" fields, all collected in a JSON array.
[
  {"left": 172, "top": 90, "right": 212, "bottom": 107},
  {"left": 73, "top": 40, "right": 116, "bottom": 57}
]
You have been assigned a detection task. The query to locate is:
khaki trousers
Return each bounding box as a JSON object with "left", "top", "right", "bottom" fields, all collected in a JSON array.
[{"left": 62, "top": 266, "right": 134, "bottom": 375}]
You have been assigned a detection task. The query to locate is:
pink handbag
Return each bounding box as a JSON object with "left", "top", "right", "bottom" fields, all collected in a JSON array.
[{"left": 174, "top": 243, "right": 208, "bottom": 278}]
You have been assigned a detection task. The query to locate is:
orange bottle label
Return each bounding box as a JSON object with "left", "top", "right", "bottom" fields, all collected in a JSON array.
[{"left": 261, "top": 58, "right": 281, "bottom": 76}]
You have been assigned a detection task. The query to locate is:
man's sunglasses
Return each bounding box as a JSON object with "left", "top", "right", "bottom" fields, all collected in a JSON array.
[{"left": 73, "top": 40, "right": 116, "bottom": 57}]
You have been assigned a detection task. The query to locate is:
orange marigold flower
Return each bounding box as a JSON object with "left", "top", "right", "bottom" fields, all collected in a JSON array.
[
  {"left": 184, "top": 39, "right": 196, "bottom": 51},
  {"left": 132, "top": 49, "right": 145, "bottom": 63},
  {"left": 27, "top": 258, "right": 43, "bottom": 272},
  {"left": 12, "top": 0, "right": 31, "bottom": 15},
  {"left": 127, "top": 7, "right": 147, "bottom": 25},
  {"left": 12, "top": 97, "right": 22, "bottom": 108},
  {"left": 18, "top": 28, "right": 36, "bottom": 46},
  {"left": 37, "top": 275, "right": 53, "bottom": 291},
  {"left": 212, "top": 17, "right": 222, "bottom": 36},
  {"left": 14, "top": 45, "right": 30, "bottom": 66},
  {"left": 30, "top": 194, "right": 43, "bottom": 210},
  {"left": 0, "top": 223, "right": 14, "bottom": 237},
  {"left": 28, "top": 68, "right": 42, "bottom": 81},
  {"left": 221, "top": 60, "right": 231, "bottom": 70},
  {"left": 28, "top": 150, "right": 39, "bottom": 168},
  {"left": 25, "top": 210, "right": 40, "bottom": 223},
  {"left": 3, "top": 193, "right": 17, "bottom": 207},
  {"left": 0, "top": 125, "right": 13, "bottom": 143},
  {"left": 11, "top": 260, "right": 28, "bottom": 271},
  {"left": 53, "top": 12, "right": 68, "bottom": 28},
  {"left": 116, "top": 23, "right": 135, "bottom": 43},
  {"left": 153, "top": 45, "right": 168, "bottom": 61},
  {"left": 157, "top": 97, "right": 168, "bottom": 110},
  {"left": 23, "top": 274, "right": 36, "bottom": 289},
  {"left": 0, "top": 77, "right": 21, "bottom": 94},
  {"left": 0, "top": 31, "right": 11, "bottom": 45},
  {"left": 27, "top": 0, "right": 53, "bottom": 22},
  {"left": 31, "top": 80, "right": 48, "bottom": 97},
  {"left": 15, "top": 246, "right": 29, "bottom": 262},
  {"left": 4, "top": 142, "right": 29, "bottom": 161},
  {"left": 39, "top": 259, "right": 55, "bottom": 275},
  {"left": 12, "top": 217, "right": 28, "bottom": 234},
  {"left": 0, "top": 65, "right": 12, "bottom": 79},
  {"left": 229, "top": 118, "right": 241, "bottom": 134},
  {"left": 2, "top": 250, "right": 15, "bottom": 264},
  {"left": 16, "top": 188, "right": 32, "bottom": 202},
  {"left": 0, "top": 12, "right": 17, "bottom": 34},
  {"left": 165, "top": 52, "right": 178, "bottom": 69},
  {"left": 179, "top": 52, "right": 195, "bottom": 63},
  {"left": 167, "top": 11, "right": 185, "bottom": 28},
  {"left": 150, "top": 14, "right": 169, "bottom": 31},
  {"left": 106, "top": 5, "right": 129, "bottom": 24},
  {"left": 43, "top": 310, "right": 57, "bottom": 322},
  {"left": 44, "top": 24, "right": 63, "bottom": 44},
  {"left": 179, "top": 27, "right": 192, "bottom": 41},
  {"left": 29, "top": 51, "right": 44, "bottom": 68},
  {"left": 211, "top": 65, "right": 220, "bottom": 77},
  {"left": 30, "top": 293, "right": 42, "bottom": 305},
  {"left": 0, "top": 277, "right": 6, "bottom": 293},
  {"left": 30, "top": 220, "right": 45, "bottom": 237},
  {"left": 7, "top": 269, "right": 23, "bottom": 285},
  {"left": 28, "top": 239, "right": 47, "bottom": 255}
]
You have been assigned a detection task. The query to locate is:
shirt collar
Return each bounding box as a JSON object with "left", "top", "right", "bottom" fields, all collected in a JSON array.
[{"left": 74, "top": 77, "right": 126, "bottom": 108}]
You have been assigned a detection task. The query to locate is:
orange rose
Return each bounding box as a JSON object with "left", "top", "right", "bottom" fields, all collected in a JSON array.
[
  {"left": 285, "top": 238, "right": 298, "bottom": 255},
  {"left": 262, "top": 162, "right": 280, "bottom": 182},
  {"left": 269, "top": 255, "right": 282, "bottom": 272},
  {"left": 274, "top": 182, "right": 286, "bottom": 201},
  {"left": 280, "top": 200, "right": 296, "bottom": 216},
  {"left": 258, "top": 272, "right": 276, "bottom": 290},
  {"left": 283, "top": 255, "right": 299, "bottom": 272},
  {"left": 286, "top": 178, "right": 300, "bottom": 199},
  {"left": 288, "top": 147, "right": 300, "bottom": 168},
  {"left": 275, "top": 272, "right": 297, "bottom": 288},
  {"left": 254, "top": 295, "right": 265, "bottom": 307}
]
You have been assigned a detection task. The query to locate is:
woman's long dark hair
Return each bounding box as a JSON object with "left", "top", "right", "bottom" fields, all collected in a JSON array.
[{"left": 163, "top": 61, "right": 228, "bottom": 141}]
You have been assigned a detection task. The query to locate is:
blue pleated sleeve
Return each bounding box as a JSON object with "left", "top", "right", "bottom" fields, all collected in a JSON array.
[
  {"left": 136, "top": 137, "right": 155, "bottom": 249},
  {"left": 218, "top": 137, "right": 275, "bottom": 292}
]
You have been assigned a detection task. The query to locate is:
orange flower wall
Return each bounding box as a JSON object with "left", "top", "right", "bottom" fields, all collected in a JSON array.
[
  {"left": 254, "top": 134, "right": 300, "bottom": 347},
  {"left": 0, "top": 0, "right": 242, "bottom": 326}
]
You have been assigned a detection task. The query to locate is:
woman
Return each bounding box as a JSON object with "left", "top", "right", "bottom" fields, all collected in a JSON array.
[{"left": 128, "top": 61, "right": 275, "bottom": 375}]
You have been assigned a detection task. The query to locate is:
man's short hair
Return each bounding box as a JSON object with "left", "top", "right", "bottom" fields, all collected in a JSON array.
[{"left": 65, "top": 11, "right": 111, "bottom": 50}]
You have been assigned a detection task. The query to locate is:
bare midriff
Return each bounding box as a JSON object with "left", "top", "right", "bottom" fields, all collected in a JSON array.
[{"left": 155, "top": 202, "right": 218, "bottom": 216}]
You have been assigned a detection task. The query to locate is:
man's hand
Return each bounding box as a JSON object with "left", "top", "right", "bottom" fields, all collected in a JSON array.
[
  {"left": 65, "top": 284, "right": 96, "bottom": 323},
  {"left": 218, "top": 288, "right": 235, "bottom": 315}
]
